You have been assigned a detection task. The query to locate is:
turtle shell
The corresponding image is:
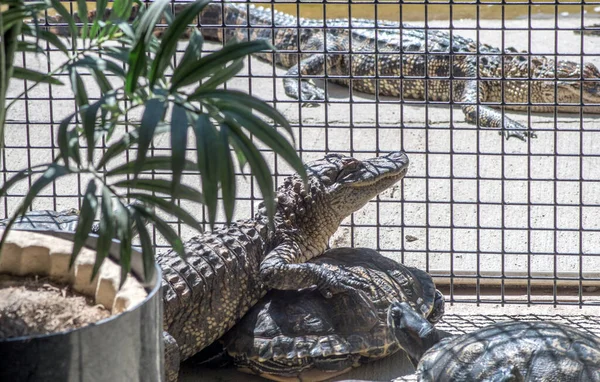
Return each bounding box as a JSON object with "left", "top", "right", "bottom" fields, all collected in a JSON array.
[
  {"left": 0, "top": 209, "right": 80, "bottom": 231},
  {"left": 223, "top": 247, "right": 443, "bottom": 380},
  {"left": 418, "top": 321, "right": 600, "bottom": 382}
]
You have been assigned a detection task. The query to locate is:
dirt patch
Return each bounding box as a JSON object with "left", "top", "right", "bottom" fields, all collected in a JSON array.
[{"left": 0, "top": 275, "right": 111, "bottom": 339}]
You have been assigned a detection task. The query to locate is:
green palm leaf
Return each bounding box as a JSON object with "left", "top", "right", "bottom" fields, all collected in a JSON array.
[
  {"left": 91, "top": 186, "right": 116, "bottom": 280},
  {"left": 170, "top": 104, "right": 189, "bottom": 195},
  {"left": 71, "top": 180, "right": 99, "bottom": 267},
  {"left": 0, "top": 0, "right": 305, "bottom": 286},
  {"left": 193, "top": 115, "right": 220, "bottom": 229},
  {"left": 134, "top": 98, "right": 167, "bottom": 176},
  {"left": 171, "top": 40, "right": 273, "bottom": 90},
  {"left": 126, "top": 0, "right": 170, "bottom": 93},
  {"left": 149, "top": 0, "right": 211, "bottom": 87}
]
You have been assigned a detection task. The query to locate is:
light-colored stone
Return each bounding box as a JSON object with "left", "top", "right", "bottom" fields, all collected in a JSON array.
[
  {"left": 113, "top": 277, "right": 149, "bottom": 314},
  {"left": 71, "top": 248, "right": 101, "bottom": 296},
  {"left": 19, "top": 245, "right": 51, "bottom": 276},
  {"left": 48, "top": 248, "right": 73, "bottom": 283},
  {"left": 0, "top": 243, "right": 23, "bottom": 273}
]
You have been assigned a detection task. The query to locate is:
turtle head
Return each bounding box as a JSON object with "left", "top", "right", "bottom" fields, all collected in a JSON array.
[{"left": 388, "top": 301, "right": 440, "bottom": 367}]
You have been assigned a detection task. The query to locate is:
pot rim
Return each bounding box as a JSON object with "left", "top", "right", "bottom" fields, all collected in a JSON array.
[{"left": 0, "top": 228, "right": 162, "bottom": 342}]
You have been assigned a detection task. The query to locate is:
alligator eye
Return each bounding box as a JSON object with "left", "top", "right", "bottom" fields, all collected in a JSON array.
[
  {"left": 325, "top": 166, "right": 338, "bottom": 176},
  {"left": 319, "top": 167, "right": 338, "bottom": 184},
  {"left": 336, "top": 160, "right": 361, "bottom": 181}
]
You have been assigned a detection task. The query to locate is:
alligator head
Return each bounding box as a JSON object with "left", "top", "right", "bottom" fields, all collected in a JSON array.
[
  {"left": 556, "top": 62, "right": 600, "bottom": 107},
  {"left": 261, "top": 151, "right": 409, "bottom": 255},
  {"left": 308, "top": 151, "right": 409, "bottom": 217},
  {"left": 532, "top": 59, "right": 600, "bottom": 112}
]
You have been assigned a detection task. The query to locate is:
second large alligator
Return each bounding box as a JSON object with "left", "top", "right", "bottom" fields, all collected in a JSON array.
[{"left": 41, "top": 2, "right": 600, "bottom": 140}]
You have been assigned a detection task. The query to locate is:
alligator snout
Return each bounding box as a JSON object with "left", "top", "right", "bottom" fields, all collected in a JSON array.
[{"left": 385, "top": 151, "right": 410, "bottom": 164}]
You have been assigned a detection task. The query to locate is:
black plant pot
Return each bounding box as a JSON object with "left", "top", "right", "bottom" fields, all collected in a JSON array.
[{"left": 0, "top": 230, "right": 163, "bottom": 382}]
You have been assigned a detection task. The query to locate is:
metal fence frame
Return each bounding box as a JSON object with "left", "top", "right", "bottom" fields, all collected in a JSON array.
[{"left": 4, "top": 0, "right": 600, "bottom": 307}]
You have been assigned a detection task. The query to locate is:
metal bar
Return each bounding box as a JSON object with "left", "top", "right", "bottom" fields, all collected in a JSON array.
[{"left": 2, "top": 0, "right": 598, "bottom": 308}]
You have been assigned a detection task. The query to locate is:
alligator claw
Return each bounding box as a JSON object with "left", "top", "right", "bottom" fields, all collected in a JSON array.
[
  {"left": 284, "top": 77, "right": 327, "bottom": 107},
  {"left": 501, "top": 130, "right": 527, "bottom": 141},
  {"left": 500, "top": 118, "right": 537, "bottom": 141},
  {"left": 500, "top": 130, "right": 538, "bottom": 141},
  {"left": 462, "top": 105, "right": 536, "bottom": 142},
  {"left": 299, "top": 81, "right": 326, "bottom": 107},
  {"left": 317, "top": 267, "right": 370, "bottom": 298}
]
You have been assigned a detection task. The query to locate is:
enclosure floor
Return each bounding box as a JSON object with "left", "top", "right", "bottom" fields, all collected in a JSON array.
[
  {"left": 180, "top": 302, "right": 600, "bottom": 382},
  {"left": 6, "top": 15, "right": 600, "bottom": 281}
]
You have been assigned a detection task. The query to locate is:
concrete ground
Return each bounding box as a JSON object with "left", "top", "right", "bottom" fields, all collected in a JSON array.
[
  {"left": 193, "top": 15, "right": 600, "bottom": 291},
  {"left": 3, "top": 10, "right": 600, "bottom": 382},
  {"left": 4, "top": 13, "right": 600, "bottom": 289}
]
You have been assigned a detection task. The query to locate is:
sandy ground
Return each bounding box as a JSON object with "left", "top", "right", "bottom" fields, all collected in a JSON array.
[{"left": 3, "top": 12, "right": 600, "bottom": 381}]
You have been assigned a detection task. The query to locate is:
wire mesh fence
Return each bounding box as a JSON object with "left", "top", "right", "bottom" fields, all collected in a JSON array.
[{"left": 3, "top": 0, "right": 600, "bottom": 307}]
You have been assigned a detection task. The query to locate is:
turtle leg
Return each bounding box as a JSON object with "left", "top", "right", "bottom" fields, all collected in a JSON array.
[
  {"left": 388, "top": 301, "right": 441, "bottom": 366},
  {"left": 163, "top": 331, "right": 181, "bottom": 382}
]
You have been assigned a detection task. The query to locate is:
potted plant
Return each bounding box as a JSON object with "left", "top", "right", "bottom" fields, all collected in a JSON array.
[{"left": 0, "top": 0, "right": 304, "bottom": 380}]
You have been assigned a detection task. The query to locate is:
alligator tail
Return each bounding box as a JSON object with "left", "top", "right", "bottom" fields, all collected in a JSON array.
[
  {"left": 30, "top": 2, "right": 235, "bottom": 41},
  {"left": 32, "top": 5, "right": 140, "bottom": 37}
]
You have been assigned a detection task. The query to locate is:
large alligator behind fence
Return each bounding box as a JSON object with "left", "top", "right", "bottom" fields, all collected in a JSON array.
[{"left": 39, "top": 2, "right": 600, "bottom": 140}]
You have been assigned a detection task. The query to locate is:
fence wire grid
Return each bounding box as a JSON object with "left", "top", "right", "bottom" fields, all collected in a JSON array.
[{"left": 3, "top": 0, "right": 600, "bottom": 308}]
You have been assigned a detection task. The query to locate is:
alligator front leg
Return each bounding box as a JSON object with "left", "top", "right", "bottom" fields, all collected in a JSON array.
[
  {"left": 454, "top": 55, "right": 537, "bottom": 141},
  {"left": 283, "top": 36, "right": 347, "bottom": 106},
  {"left": 259, "top": 240, "right": 369, "bottom": 298},
  {"left": 283, "top": 55, "right": 327, "bottom": 105},
  {"left": 461, "top": 79, "right": 536, "bottom": 141}
]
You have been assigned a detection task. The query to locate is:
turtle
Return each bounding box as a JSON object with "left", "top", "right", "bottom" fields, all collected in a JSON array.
[
  {"left": 221, "top": 247, "right": 445, "bottom": 382},
  {"left": 388, "top": 300, "right": 600, "bottom": 381}
]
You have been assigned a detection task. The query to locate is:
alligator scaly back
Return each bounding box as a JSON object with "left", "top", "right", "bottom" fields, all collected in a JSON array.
[
  {"left": 35, "top": 2, "right": 600, "bottom": 140},
  {"left": 207, "top": 4, "right": 600, "bottom": 141}
]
